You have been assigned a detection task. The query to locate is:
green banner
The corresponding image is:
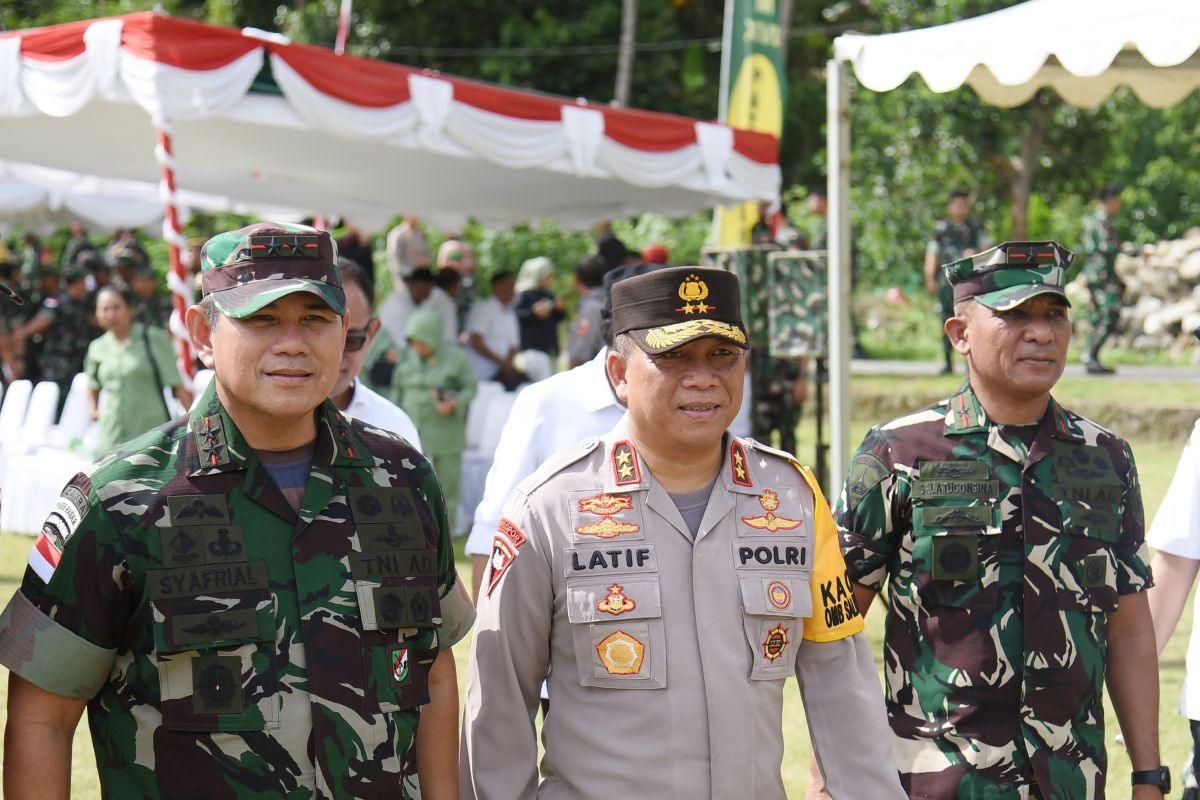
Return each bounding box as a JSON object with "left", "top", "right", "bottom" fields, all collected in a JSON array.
[{"left": 718, "top": 0, "right": 786, "bottom": 245}]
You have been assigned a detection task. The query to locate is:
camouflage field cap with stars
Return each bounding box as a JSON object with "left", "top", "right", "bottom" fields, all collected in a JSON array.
[
  {"left": 943, "top": 240, "right": 1073, "bottom": 312},
  {"left": 199, "top": 222, "right": 346, "bottom": 319},
  {"left": 610, "top": 266, "right": 748, "bottom": 354}
]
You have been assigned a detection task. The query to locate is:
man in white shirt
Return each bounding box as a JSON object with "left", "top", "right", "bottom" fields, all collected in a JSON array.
[
  {"left": 464, "top": 346, "right": 623, "bottom": 597},
  {"left": 384, "top": 215, "right": 431, "bottom": 287},
  {"left": 378, "top": 267, "right": 458, "bottom": 348},
  {"left": 331, "top": 259, "right": 423, "bottom": 451},
  {"left": 1147, "top": 419, "right": 1200, "bottom": 799},
  {"left": 465, "top": 272, "right": 524, "bottom": 390}
]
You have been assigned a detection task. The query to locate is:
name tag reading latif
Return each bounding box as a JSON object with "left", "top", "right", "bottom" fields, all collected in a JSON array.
[
  {"left": 565, "top": 545, "right": 657, "bottom": 576},
  {"left": 149, "top": 561, "right": 269, "bottom": 599},
  {"left": 350, "top": 548, "right": 437, "bottom": 581}
]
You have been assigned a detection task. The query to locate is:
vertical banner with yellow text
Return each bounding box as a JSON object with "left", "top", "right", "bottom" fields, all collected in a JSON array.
[{"left": 717, "top": 0, "right": 786, "bottom": 245}]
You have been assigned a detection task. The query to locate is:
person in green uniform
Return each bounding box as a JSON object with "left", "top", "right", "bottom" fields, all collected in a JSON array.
[
  {"left": 85, "top": 285, "right": 191, "bottom": 453},
  {"left": 0, "top": 222, "right": 474, "bottom": 799},
  {"left": 924, "top": 190, "right": 991, "bottom": 374},
  {"left": 11, "top": 264, "right": 98, "bottom": 411},
  {"left": 840, "top": 241, "right": 1165, "bottom": 799},
  {"left": 391, "top": 307, "right": 477, "bottom": 533},
  {"left": 1078, "top": 185, "right": 1125, "bottom": 374}
]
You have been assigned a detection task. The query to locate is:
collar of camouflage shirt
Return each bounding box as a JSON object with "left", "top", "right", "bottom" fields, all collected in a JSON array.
[
  {"left": 185, "top": 379, "right": 373, "bottom": 479},
  {"left": 943, "top": 382, "right": 1084, "bottom": 442}
]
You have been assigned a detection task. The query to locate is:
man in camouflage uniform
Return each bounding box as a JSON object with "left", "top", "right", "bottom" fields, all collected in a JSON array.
[
  {"left": 11, "top": 264, "right": 97, "bottom": 407},
  {"left": 1078, "top": 185, "right": 1124, "bottom": 374},
  {"left": 839, "top": 241, "right": 1166, "bottom": 799},
  {"left": 924, "top": 190, "right": 991, "bottom": 374},
  {"left": 0, "top": 222, "right": 474, "bottom": 799},
  {"left": 131, "top": 262, "right": 175, "bottom": 329}
]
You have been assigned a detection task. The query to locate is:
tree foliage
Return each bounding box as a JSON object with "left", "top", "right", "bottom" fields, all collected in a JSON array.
[{"left": 3, "top": 0, "right": 1199, "bottom": 293}]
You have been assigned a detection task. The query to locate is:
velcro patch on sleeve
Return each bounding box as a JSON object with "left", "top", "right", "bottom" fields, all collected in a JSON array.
[{"left": 486, "top": 518, "right": 528, "bottom": 597}]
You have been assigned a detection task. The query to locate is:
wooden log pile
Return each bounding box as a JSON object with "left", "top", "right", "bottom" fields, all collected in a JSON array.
[{"left": 1064, "top": 227, "right": 1200, "bottom": 355}]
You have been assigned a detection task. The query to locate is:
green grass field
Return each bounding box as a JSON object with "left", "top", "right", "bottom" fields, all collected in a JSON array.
[{"left": 0, "top": 424, "right": 1193, "bottom": 796}]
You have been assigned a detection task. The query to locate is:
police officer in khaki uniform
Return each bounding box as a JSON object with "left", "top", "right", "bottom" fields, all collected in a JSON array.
[{"left": 461, "top": 266, "right": 903, "bottom": 799}]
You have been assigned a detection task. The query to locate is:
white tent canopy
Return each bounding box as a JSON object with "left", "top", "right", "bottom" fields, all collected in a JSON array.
[
  {"left": 835, "top": 0, "right": 1200, "bottom": 108},
  {"left": 823, "top": 0, "right": 1200, "bottom": 495},
  {"left": 0, "top": 13, "right": 780, "bottom": 233},
  {"left": 0, "top": 159, "right": 307, "bottom": 236}
]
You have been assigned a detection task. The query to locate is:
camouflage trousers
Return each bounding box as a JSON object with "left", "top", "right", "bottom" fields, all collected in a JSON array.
[
  {"left": 749, "top": 351, "right": 801, "bottom": 454},
  {"left": 1084, "top": 275, "right": 1123, "bottom": 354}
]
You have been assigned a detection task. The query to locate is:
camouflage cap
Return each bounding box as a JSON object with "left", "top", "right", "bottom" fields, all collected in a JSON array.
[
  {"left": 199, "top": 222, "right": 345, "bottom": 318},
  {"left": 611, "top": 266, "right": 748, "bottom": 354},
  {"left": 943, "top": 240, "right": 1073, "bottom": 311}
]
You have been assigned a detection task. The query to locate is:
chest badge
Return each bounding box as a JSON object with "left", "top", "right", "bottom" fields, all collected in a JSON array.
[
  {"left": 596, "top": 583, "right": 637, "bottom": 616},
  {"left": 767, "top": 580, "right": 792, "bottom": 611},
  {"left": 762, "top": 624, "right": 790, "bottom": 662},
  {"left": 741, "top": 490, "right": 802, "bottom": 532},
  {"left": 576, "top": 492, "right": 641, "bottom": 539},
  {"left": 596, "top": 630, "right": 645, "bottom": 675}
]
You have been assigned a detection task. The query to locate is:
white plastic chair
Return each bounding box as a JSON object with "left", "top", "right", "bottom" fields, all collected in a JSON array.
[
  {"left": 464, "top": 380, "right": 504, "bottom": 450},
  {"left": 20, "top": 381, "right": 61, "bottom": 448},
  {"left": 514, "top": 350, "right": 553, "bottom": 383},
  {"left": 479, "top": 391, "right": 518, "bottom": 455},
  {"left": 0, "top": 379, "right": 32, "bottom": 445},
  {"left": 47, "top": 373, "right": 91, "bottom": 449}
]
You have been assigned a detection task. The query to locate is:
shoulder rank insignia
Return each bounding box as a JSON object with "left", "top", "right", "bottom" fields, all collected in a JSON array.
[
  {"left": 596, "top": 583, "right": 637, "bottom": 616},
  {"left": 730, "top": 441, "right": 753, "bottom": 487},
  {"left": 194, "top": 415, "right": 229, "bottom": 467},
  {"left": 762, "top": 623, "right": 789, "bottom": 662},
  {"left": 612, "top": 441, "right": 641, "bottom": 486},
  {"left": 596, "top": 629, "right": 645, "bottom": 675},
  {"left": 740, "top": 490, "right": 802, "bottom": 532},
  {"left": 575, "top": 492, "right": 640, "bottom": 539},
  {"left": 486, "top": 517, "right": 528, "bottom": 597}
]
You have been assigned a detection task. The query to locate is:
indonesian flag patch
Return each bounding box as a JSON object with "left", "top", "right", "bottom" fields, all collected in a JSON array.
[{"left": 29, "top": 478, "right": 91, "bottom": 584}]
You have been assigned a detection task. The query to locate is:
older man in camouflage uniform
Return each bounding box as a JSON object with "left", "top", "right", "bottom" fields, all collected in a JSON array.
[
  {"left": 839, "top": 241, "right": 1166, "bottom": 799},
  {"left": 0, "top": 222, "right": 474, "bottom": 799},
  {"left": 1078, "top": 186, "right": 1125, "bottom": 374}
]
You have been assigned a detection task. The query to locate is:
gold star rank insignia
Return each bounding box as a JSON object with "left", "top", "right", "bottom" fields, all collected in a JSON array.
[
  {"left": 730, "top": 441, "right": 753, "bottom": 487},
  {"left": 612, "top": 441, "right": 641, "bottom": 485}
]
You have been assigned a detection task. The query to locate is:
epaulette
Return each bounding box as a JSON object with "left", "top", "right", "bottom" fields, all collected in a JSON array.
[
  {"left": 741, "top": 436, "right": 798, "bottom": 463},
  {"left": 514, "top": 437, "right": 602, "bottom": 496}
]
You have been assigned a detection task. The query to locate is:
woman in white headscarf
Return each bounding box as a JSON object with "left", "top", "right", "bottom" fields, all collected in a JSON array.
[{"left": 513, "top": 256, "right": 565, "bottom": 358}]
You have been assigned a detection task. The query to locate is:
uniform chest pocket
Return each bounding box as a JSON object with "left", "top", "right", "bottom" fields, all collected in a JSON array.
[
  {"left": 738, "top": 575, "right": 809, "bottom": 681},
  {"left": 912, "top": 499, "right": 1001, "bottom": 610},
  {"left": 352, "top": 571, "right": 442, "bottom": 713},
  {"left": 1051, "top": 482, "right": 1122, "bottom": 613},
  {"left": 149, "top": 576, "right": 279, "bottom": 733},
  {"left": 565, "top": 577, "right": 666, "bottom": 690}
]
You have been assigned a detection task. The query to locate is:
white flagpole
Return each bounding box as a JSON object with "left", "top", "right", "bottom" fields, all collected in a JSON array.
[{"left": 335, "top": 0, "right": 352, "bottom": 55}]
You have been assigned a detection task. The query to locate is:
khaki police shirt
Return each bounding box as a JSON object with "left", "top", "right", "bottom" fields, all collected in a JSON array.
[{"left": 461, "top": 427, "right": 904, "bottom": 799}]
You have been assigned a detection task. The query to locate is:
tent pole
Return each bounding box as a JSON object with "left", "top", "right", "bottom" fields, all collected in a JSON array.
[
  {"left": 153, "top": 115, "right": 197, "bottom": 386},
  {"left": 826, "top": 58, "right": 851, "bottom": 500}
]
